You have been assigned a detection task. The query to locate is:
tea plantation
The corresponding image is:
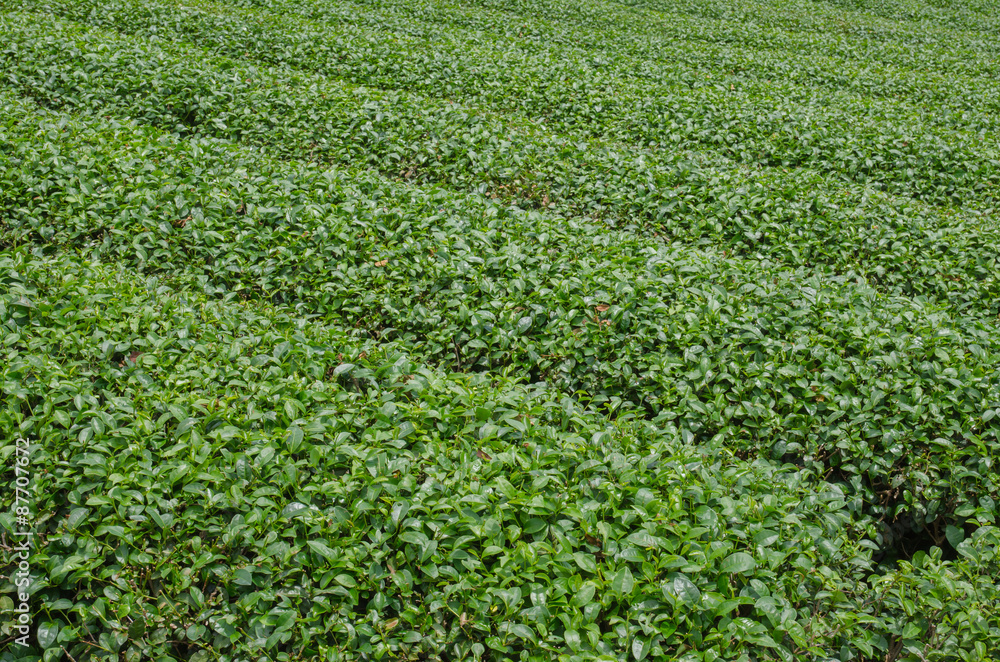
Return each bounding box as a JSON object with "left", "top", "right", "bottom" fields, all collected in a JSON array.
[{"left": 1, "top": 0, "right": 999, "bottom": 659}]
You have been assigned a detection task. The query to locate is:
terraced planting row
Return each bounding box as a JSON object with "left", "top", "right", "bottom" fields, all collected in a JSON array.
[
  {"left": 419, "top": 0, "right": 1000, "bottom": 75},
  {"left": 3, "top": 17, "right": 1000, "bottom": 317},
  {"left": 1, "top": 0, "right": 999, "bottom": 660},
  {"left": 279, "top": 0, "right": 1000, "bottom": 92},
  {"left": 613, "top": 0, "right": 1000, "bottom": 42},
  {"left": 35, "top": 0, "right": 1000, "bottom": 120},
  {"left": 15, "top": 0, "right": 1000, "bottom": 209},
  {"left": 10, "top": 251, "right": 1000, "bottom": 661},
  {"left": 815, "top": 0, "right": 1000, "bottom": 31}
]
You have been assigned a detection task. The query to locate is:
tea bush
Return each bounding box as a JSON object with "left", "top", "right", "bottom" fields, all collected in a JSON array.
[{"left": 2, "top": 0, "right": 999, "bottom": 660}]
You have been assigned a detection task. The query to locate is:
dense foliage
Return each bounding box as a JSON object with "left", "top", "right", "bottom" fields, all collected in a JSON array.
[{"left": 1, "top": 0, "right": 998, "bottom": 660}]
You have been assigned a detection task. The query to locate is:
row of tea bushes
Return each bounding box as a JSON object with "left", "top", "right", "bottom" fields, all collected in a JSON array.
[
  {"left": 3, "top": 250, "right": 999, "bottom": 661},
  {"left": 2, "top": 93, "right": 998, "bottom": 537}
]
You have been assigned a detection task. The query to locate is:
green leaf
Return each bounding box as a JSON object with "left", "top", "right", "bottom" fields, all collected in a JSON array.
[
  {"left": 66, "top": 508, "right": 89, "bottom": 530},
  {"left": 564, "top": 629, "right": 581, "bottom": 651},
  {"left": 612, "top": 566, "right": 635, "bottom": 597},
  {"left": 573, "top": 552, "right": 597, "bottom": 573},
  {"left": 334, "top": 574, "right": 357, "bottom": 588},
  {"left": 626, "top": 531, "right": 658, "bottom": 548},
  {"left": 720, "top": 552, "right": 756, "bottom": 574},
  {"left": 281, "top": 502, "right": 310, "bottom": 519},
  {"left": 496, "top": 587, "right": 522, "bottom": 611},
  {"left": 37, "top": 621, "right": 60, "bottom": 649},
  {"left": 307, "top": 540, "right": 337, "bottom": 561},
  {"left": 508, "top": 623, "right": 535, "bottom": 642},
  {"left": 285, "top": 427, "right": 304, "bottom": 447},
  {"left": 632, "top": 636, "right": 651, "bottom": 660},
  {"left": 667, "top": 574, "right": 701, "bottom": 606}
]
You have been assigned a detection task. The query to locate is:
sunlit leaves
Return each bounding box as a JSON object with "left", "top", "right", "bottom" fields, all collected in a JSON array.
[{"left": 2, "top": 0, "right": 1000, "bottom": 660}]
